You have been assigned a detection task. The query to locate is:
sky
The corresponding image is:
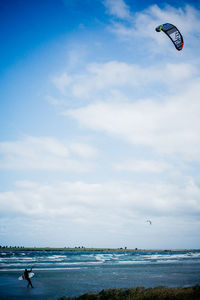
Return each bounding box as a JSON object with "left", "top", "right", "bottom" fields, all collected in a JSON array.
[{"left": 0, "top": 0, "right": 200, "bottom": 249}]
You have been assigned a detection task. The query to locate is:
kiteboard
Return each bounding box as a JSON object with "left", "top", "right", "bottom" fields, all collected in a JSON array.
[{"left": 18, "top": 272, "right": 34, "bottom": 280}]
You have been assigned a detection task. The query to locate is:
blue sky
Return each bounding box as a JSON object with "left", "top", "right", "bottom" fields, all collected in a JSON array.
[{"left": 1, "top": 0, "right": 200, "bottom": 249}]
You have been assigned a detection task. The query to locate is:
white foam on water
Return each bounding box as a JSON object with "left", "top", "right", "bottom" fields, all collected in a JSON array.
[
  {"left": 0, "top": 267, "right": 84, "bottom": 272},
  {"left": 46, "top": 255, "right": 66, "bottom": 259},
  {"left": 95, "top": 255, "right": 106, "bottom": 263},
  {"left": 135, "top": 252, "right": 200, "bottom": 262},
  {"left": 1, "top": 250, "right": 200, "bottom": 272},
  {"left": 95, "top": 253, "right": 122, "bottom": 263},
  {"left": 118, "top": 260, "right": 150, "bottom": 265},
  {"left": 1, "top": 263, "right": 28, "bottom": 266},
  {"left": 34, "top": 267, "right": 84, "bottom": 270}
]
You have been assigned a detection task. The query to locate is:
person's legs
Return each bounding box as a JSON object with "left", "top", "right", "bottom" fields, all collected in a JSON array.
[
  {"left": 30, "top": 279, "right": 33, "bottom": 288},
  {"left": 27, "top": 278, "right": 33, "bottom": 288}
]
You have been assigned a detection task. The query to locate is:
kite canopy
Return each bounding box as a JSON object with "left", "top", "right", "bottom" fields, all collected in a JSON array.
[
  {"left": 155, "top": 23, "right": 184, "bottom": 51},
  {"left": 146, "top": 220, "right": 152, "bottom": 225}
]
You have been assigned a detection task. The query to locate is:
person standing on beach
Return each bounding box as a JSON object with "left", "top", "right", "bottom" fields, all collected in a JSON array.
[{"left": 24, "top": 268, "right": 34, "bottom": 288}]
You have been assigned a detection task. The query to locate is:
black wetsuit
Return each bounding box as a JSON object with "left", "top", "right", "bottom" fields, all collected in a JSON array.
[{"left": 24, "top": 269, "right": 33, "bottom": 288}]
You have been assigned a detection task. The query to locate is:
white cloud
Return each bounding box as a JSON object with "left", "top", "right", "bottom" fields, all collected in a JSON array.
[
  {"left": 46, "top": 95, "right": 64, "bottom": 106},
  {"left": 66, "top": 77, "right": 200, "bottom": 161},
  {"left": 104, "top": 0, "right": 131, "bottom": 19},
  {"left": 113, "top": 159, "right": 173, "bottom": 173},
  {"left": 112, "top": 5, "right": 200, "bottom": 46},
  {"left": 69, "top": 142, "right": 98, "bottom": 158},
  {"left": 51, "top": 73, "right": 72, "bottom": 95},
  {"left": 52, "top": 61, "right": 196, "bottom": 100},
  {"left": 1, "top": 178, "right": 200, "bottom": 247},
  {"left": 0, "top": 136, "right": 98, "bottom": 172},
  {"left": 0, "top": 179, "right": 200, "bottom": 220},
  {"left": 106, "top": 4, "right": 200, "bottom": 53}
]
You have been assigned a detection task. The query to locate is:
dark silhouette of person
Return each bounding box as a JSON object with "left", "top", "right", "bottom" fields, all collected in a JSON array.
[{"left": 24, "top": 268, "right": 34, "bottom": 288}]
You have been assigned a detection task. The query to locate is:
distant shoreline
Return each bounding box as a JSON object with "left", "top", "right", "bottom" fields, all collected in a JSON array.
[{"left": 0, "top": 247, "right": 200, "bottom": 253}]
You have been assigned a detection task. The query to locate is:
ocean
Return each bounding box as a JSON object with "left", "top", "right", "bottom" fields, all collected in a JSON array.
[{"left": 0, "top": 249, "right": 200, "bottom": 299}]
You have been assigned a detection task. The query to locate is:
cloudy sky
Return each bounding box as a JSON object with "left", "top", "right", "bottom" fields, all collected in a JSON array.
[{"left": 1, "top": 0, "right": 200, "bottom": 249}]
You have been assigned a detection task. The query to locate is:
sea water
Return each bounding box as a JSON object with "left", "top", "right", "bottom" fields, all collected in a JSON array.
[{"left": 0, "top": 249, "right": 200, "bottom": 299}]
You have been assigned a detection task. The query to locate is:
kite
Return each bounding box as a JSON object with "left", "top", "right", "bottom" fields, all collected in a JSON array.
[
  {"left": 146, "top": 220, "right": 152, "bottom": 225},
  {"left": 155, "top": 23, "right": 184, "bottom": 51}
]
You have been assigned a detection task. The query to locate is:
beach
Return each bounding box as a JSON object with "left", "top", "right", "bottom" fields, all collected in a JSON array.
[{"left": 0, "top": 249, "right": 200, "bottom": 299}]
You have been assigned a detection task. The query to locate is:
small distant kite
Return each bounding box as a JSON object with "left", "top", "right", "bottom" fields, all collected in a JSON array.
[
  {"left": 146, "top": 220, "right": 152, "bottom": 225},
  {"left": 155, "top": 23, "right": 184, "bottom": 51}
]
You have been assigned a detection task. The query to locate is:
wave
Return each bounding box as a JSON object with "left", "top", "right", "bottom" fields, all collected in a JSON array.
[
  {"left": 1, "top": 250, "right": 200, "bottom": 272},
  {"left": 0, "top": 267, "right": 84, "bottom": 272}
]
